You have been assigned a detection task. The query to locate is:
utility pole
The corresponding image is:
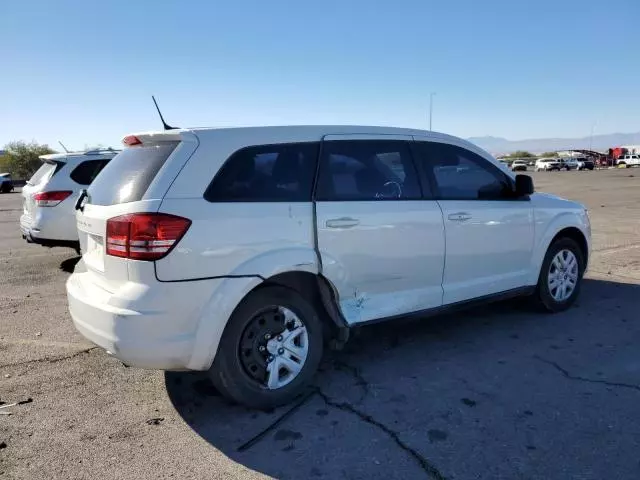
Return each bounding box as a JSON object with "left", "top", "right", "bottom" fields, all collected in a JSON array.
[
  {"left": 429, "top": 92, "right": 436, "bottom": 131},
  {"left": 589, "top": 122, "right": 596, "bottom": 152}
]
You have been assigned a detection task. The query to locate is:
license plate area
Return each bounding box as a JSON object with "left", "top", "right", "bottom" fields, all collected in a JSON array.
[{"left": 84, "top": 234, "right": 105, "bottom": 272}]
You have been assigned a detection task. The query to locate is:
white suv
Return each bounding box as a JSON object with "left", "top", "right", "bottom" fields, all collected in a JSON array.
[
  {"left": 67, "top": 126, "right": 591, "bottom": 408},
  {"left": 535, "top": 158, "right": 561, "bottom": 171},
  {"left": 616, "top": 154, "right": 640, "bottom": 167},
  {"left": 21, "top": 149, "right": 118, "bottom": 250}
]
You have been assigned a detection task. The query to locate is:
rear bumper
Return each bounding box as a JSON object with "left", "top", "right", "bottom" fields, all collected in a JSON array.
[
  {"left": 20, "top": 209, "right": 78, "bottom": 244},
  {"left": 21, "top": 228, "right": 79, "bottom": 250},
  {"left": 66, "top": 265, "right": 229, "bottom": 370}
]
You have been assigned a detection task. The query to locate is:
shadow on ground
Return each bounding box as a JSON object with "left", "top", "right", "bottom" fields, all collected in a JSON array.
[
  {"left": 166, "top": 278, "right": 640, "bottom": 479},
  {"left": 59, "top": 256, "right": 81, "bottom": 273}
]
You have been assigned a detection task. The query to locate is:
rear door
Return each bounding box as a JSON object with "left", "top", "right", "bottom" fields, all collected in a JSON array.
[
  {"left": 76, "top": 135, "right": 195, "bottom": 291},
  {"left": 315, "top": 135, "right": 445, "bottom": 325},
  {"left": 412, "top": 139, "right": 534, "bottom": 304}
]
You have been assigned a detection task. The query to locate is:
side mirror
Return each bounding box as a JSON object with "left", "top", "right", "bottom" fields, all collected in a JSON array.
[{"left": 515, "top": 174, "right": 534, "bottom": 196}]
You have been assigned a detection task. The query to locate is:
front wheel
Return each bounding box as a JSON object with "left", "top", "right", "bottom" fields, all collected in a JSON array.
[
  {"left": 533, "top": 237, "right": 584, "bottom": 312},
  {"left": 209, "top": 286, "right": 324, "bottom": 409}
]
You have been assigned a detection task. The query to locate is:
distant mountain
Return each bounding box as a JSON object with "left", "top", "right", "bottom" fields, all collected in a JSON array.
[{"left": 468, "top": 132, "right": 640, "bottom": 156}]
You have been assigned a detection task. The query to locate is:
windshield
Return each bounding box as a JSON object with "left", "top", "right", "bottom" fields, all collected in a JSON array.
[{"left": 87, "top": 142, "right": 179, "bottom": 205}]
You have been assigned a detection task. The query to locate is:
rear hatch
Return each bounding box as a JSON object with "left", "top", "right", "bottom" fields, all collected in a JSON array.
[
  {"left": 76, "top": 132, "right": 197, "bottom": 292},
  {"left": 22, "top": 159, "right": 65, "bottom": 218}
]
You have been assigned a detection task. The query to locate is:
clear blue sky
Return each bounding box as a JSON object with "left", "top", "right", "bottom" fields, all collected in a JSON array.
[{"left": 2, "top": 0, "right": 639, "bottom": 150}]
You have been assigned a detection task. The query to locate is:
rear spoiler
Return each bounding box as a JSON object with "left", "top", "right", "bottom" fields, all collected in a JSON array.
[{"left": 121, "top": 130, "right": 189, "bottom": 147}]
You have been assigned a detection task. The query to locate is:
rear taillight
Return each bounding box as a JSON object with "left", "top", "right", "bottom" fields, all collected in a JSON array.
[
  {"left": 33, "top": 191, "right": 73, "bottom": 207},
  {"left": 106, "top": 213, "right": 191, "bottom": 261}
]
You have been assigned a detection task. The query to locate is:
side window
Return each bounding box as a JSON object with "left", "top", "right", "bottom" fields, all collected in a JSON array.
[
  {"left": 316, "top": 140, "right": 422, "bottom": 201},
  {"left": 204, "top": 142, "right": 319, "bottom": 202},
  {"left": 70, "top": 160, "right": 110, "bottom": 186},
  {"left": 416, "top": 142, "right": 513, "bottom": 200}
]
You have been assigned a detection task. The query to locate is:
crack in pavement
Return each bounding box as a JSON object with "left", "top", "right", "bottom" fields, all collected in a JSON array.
[
  {"left": 535, "top": 355, "right": 640, "bottom": 392},
  {"left": 236, "top": 359, "right": 446, "bottom": 479},
  {"left": 236, "top": 389, "right": 317, "bottom": 452},
  {"left": 0, "top": 347, "right": 99, "bottom": 369},
  {"left": 316, "top": 389, "right": 447, "bottom": 480},
  {"left": 331, "top": 359, "right": 370, "bottom": 404}
]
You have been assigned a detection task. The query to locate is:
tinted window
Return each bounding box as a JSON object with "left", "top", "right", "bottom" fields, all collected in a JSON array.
[
  {"left": 69, "top": 160, "right": 110, "bottom": 185},
  {"left": 204, "top": 142, "right": 319, "bottom": 202},
  {"left": 316, "top": 140, "right": 422, "bottom": 201},
  {"left": 415, "top": 142, "right": 513, "bottom": 200},
  {"left": 88, "top": 142, "right": 178, "bottom": 206}
]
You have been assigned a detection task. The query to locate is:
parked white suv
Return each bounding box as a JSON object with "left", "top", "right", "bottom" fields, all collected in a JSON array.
[
  {"left": 535, "top": 158, "right": 561, "bottom": 171},
  {"left": 20, "top": 149, "right": 118, "bottom": 250},
  {"left": 67, "top": 126, "right": 591, "bottom": 408},
  {"left": 616, "top": 154, "right": 640, "bottom": 167}
]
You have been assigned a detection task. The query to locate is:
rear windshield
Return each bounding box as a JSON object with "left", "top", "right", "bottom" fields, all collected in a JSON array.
[
  {"left": 28, "top": 161, "right": 61, "bottom": 186},
  {"left": 87, "top": 142, "right": 178, "bottom": 205}
]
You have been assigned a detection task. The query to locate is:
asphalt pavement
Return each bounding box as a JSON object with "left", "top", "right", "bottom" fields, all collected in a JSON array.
[{"left": 1, "top": 169, "right": 640, "bottom": 480}]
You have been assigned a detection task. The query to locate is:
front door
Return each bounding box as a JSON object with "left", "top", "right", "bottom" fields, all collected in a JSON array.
[
  {"left": 412, "top": 139, "right": 534, "bottom": 305},
  {"left": 315, "top": 136, "right": 445, "bottom": 324}
]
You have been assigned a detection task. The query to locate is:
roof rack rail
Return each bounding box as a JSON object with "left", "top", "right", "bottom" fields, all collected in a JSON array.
[{"left": 83, "top": 147, "right": 122, "bottom": 155}]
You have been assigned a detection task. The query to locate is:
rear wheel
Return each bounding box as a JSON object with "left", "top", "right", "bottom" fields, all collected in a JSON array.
[
  {"left": 209, "top": 286, "right": 324, "bottom": 409},
  {"left": 533, "top": 237, "right": 584, "bottom": 312}
]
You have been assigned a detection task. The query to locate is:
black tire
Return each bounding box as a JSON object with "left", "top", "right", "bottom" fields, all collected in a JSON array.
[
  {"left": 533, "top": 237, "right": 585, "bottom": 312},
  {"left": 209, "top": 285, "right": 324, "bottom": 409}
]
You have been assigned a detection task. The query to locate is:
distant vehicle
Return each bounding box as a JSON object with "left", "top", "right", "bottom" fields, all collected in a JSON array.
[
  {"left": 20, "top": 148, "right": 119, "bottom": 250},
  {"left": 67, "top": 125, "right": 590, "bottom": 409},
  {"left": 497, "top": 159, "right": 511, "bottom": 173},
  {"left": 560, "top": 158, "right": 579, "bottom": 171},
  {"left": 616, "top": 154, "right": 640, "bottom": 167},
  {"left": 511, "top": 160, "right": 528, "bottom": 171},
  {"left": 535, "top": 158, "right": 561, "bottom": 171},
  {"left": 575, "top": 157, "right": 594, "bottom": 171},
  {"left": 0, "top": 173, "right": 14, "bottom": 193}
]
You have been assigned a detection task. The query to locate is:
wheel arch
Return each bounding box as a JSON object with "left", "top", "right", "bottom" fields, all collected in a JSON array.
[
  {"left": 187, "top": 267, "right": 349, "bottom": 371},
  {"left": 550, "top": 227, "right": 589, "bottom": 267},
  {"left": 529, "top": 218, "right": 590, "bottom": 285},
  {"left": 258, "top": 271, "right": 350, "bottom": 347}
]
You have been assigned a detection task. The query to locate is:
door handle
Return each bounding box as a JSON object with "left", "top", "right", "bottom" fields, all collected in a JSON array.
[
  {"left": 326, "top": 217, "right": 360, "bottom": 229},
  {"left": 447, "top": 212, "right": 472, "bottom": 222}
]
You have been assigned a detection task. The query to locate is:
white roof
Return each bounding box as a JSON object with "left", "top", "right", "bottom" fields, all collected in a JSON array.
[
  {"left": 39, "top": 149, "right": 119, "bottom": 162},
  {"left": 128, "top": 125, "right": 493, "bottom": 158}
]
